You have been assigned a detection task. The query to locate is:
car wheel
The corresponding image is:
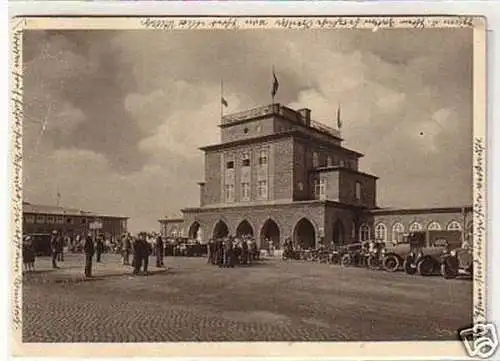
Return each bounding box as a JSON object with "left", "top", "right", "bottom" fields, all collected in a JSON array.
[
  {"left": 417, "top": 257, "right": 436, "bottom": 276},
  {"left": 403, "top": 255, "right": 417, "bottom": 275},
  {"left": 341, "top": 254, "right": 351, "bottom": 267},
  {"left": 383, "top": 255, "right": 400, "bottom": 272}
]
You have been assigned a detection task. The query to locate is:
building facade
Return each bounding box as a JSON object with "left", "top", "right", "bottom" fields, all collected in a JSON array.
[
  {"left": 174, "top": 104, "right": 471, "bottom": 249},
  {"left": 23, "top": 202, "right": 128, "bottom": 240}
]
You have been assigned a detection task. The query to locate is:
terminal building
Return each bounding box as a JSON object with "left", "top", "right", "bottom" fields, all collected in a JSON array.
[
  {"left": 23, "top": 201, "right": 128, "bottom": 240},
  {"left": 174, "top": 104, "right": 472, "bottom": 249}
]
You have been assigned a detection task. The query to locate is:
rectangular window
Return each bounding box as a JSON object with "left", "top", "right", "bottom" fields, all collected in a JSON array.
[
  {"left": 81, "top": 218, "right": 87, "bottom": 224},
  {"left": 47, "top": 216, "right": 55, "bottom": 224},
  {"left": 56, "top": 216, "right": 64, "bottom": 224},
  {"left": 66, "top": 217, "right": 74, "bottom": 224},
  {"left": 241, "top": 151, "right": 250, "bottom": 167},
  {"left": 224, "top": 184, "right": 235, "bottom": 202},
  {"left": 355, "top": 181, "right": 362, "bottom": 201},
  {"left": 314, "top": 179, "right": 326, "bottom": 200},
  {"left": 35, "top": 215, "right": 45, "bottom": 224},
  {"left": 25, "top": 215, "right": 35, "bottom": 224},
  {"left": 226, "top": 161, "right": 234, "bottom": 169},
  {"left": 257, "top": 180, "right": 268, "bottom": 199},
  {"left": 241, "top": 182, "right": 250, "bottom": 201},
  {"left": 258, "top": 149, "right": 268, "bottom": 166}
]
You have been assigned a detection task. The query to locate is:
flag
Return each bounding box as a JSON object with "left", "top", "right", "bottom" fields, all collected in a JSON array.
[
  {"left": 271, "top": 69, "right": 279, "bottom": 98},
  {"left": 221, "top": 97, "right": 228, "bottom": 107},
  {"left": 336, "top": 105, "right": 342, "bottom": 129}
]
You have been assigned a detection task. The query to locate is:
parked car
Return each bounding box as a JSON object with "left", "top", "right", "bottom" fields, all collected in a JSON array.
[
  {"left": 402, "top": 235, "right": 448, "bottom": 276},
  {"left": 441, "top": 246, "right": 473, "bottom": 279},
  {"left": 340, "top": 242, "right": 367, "bottom": 267}
]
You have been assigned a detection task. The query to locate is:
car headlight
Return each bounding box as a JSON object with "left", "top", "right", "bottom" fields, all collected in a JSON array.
[
  {"left": 450, "top": 250, "right": 457, "bottom": 257},
  {"left": 417, "top": 251, "right": 423, "bottom": 258}
]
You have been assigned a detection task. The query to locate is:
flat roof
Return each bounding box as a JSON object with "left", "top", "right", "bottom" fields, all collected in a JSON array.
[
  {"left": 22, "top": 202, "right": 128, "bottom": 219},
  {"left": 220, "top": 104, "right": 343, "bottom": 141}
]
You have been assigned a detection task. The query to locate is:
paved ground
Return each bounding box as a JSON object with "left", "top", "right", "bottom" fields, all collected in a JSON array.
[{"left": 22, "top": 254, "right": 472, "bottom": 342}]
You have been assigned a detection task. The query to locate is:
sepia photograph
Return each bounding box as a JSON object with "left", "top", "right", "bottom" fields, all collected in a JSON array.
[{"left": 10, "top": 15, "right": 489, "bottom": 358}]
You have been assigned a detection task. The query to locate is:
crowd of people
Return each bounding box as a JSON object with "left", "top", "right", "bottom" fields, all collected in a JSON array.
[
  {"left": 207, "top": 235, "right": 259, "bottom": 267},
  {"left": 22, "top": 230, "right": 268, "bottom": 276}
]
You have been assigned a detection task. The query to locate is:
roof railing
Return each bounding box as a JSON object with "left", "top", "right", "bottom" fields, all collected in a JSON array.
[{"left": 221, "top": 104, "right": 341, "bottom": 139}]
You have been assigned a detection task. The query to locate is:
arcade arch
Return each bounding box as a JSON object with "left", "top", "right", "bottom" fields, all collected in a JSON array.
[
  {"left": 260, "top": 218, "right": 280, "bottom": 250},
  {"left": 293, "top": 218, "right": 316, "bottom": 249}
]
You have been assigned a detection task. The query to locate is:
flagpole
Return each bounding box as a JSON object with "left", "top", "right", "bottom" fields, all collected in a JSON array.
[
  {"left": 220, "top": 79, "right": 223, "bottom": 121},
  {"left": 271, "top": 65, "right": 275, "bottom": 105}
]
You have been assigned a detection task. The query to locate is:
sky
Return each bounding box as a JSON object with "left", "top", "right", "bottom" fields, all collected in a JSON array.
[{"left": 22, "top": 28, "right": 473, "bottom": 232}]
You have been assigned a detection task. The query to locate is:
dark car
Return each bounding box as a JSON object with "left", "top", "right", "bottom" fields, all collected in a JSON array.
[
  {"left": 401, "top": 234, "right": 449, "bottom": 276},
  {"left": 28, "top": 233, "right": 52, "bottom": 256}
]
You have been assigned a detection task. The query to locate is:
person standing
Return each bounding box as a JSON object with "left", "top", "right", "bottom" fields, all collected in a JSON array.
[
  {"left": 142, "top": 236, "right": 151, "bottom": 274},
  {"left": 223, "top": 237, "right": 234, "bottom": 268},
  {"left": 84, "top": 233, "right": 95, "bottom": 278},
  {"left": 50, "top": 230, "right": 59, "bottom": 269},
  {"left": 207, "top": 239, "right": 214, "bottom": 264},
  {"left": 155, "top": 235, "right": 164, "bottom": 268},
  {"left": 123, "top": 235, "right": 131, "bottom": 265},
  {"left": 132, "top": 236, "right": 141, "bottom": 275},
  {"left": 56, "top": 235, "right": 65, "bottom": 262},
  {"left": 96, "top": 236, "right": 104, "bottom": 263}
]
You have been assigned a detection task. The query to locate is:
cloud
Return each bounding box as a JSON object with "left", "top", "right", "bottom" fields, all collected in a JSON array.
[{"left": 23, "top": 28, "right": 473, "bottom": 232}]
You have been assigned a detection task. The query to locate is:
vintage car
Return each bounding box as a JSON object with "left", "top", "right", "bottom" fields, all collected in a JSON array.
[
  {"left": 382, "top": 232, "right": 446, "bottom": 274},
  {"left": 366, "top": 241, "right": 386, "bottom": 270},
  {"left": 441, "top": 246, "right": 473, "bottom": 279},
  {"left": 402, "top": 236, "right": 448, "bottom": 276},
  {"left": 340, "top": 242, "right": 369, "bottom": 267}
]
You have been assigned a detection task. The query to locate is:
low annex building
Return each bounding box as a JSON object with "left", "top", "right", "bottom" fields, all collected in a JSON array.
[
  {"left": 169, "top": 104, "right": 471, "bottom": 249},
  {"left": 23, "top": 201, "right": 128, "bottom": 240}
]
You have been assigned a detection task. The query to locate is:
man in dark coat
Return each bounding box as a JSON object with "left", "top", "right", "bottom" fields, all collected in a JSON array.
[
  {"left": 207, "top": 239, "right": 214, "bottom": 264},
  {"left": 132, "top": 237, "right": 141, "bottom": 275},
  {"left": 155, "top": 235, "right": 164, "bottom": 268},
  {"left": 96, "top": 236, "right": 104, "bottom": 263},
  {"left": 50, "top": 230, "right": 59, "bottom": 269},
  {"left": 142, "top": 237, "right": 151, "bottom": 273},
  {"left": 84, "top": 233, "right": 95, "bottom": 277},
  {"left": 56, "top": 235, "right": 65, "bottom": 262}
]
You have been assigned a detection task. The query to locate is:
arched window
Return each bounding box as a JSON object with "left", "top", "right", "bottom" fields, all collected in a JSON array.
[
  {"left": 392, "top": 223, "right": 404, "bottom": 243},
  {"left": 359, "top": 223, "right": 370, "bottom": 242},
  {"left": 427, "top": 221, "right": 442, "bottom": 231},
  {"left": 447, "top": 220, "right": 462, "bottom": 231},
  {"left": 409, "top": 222, "right": 423, "bottom": 231},
  {"left": 375, "top": 223, "right": 387, "bottom": 241}
]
